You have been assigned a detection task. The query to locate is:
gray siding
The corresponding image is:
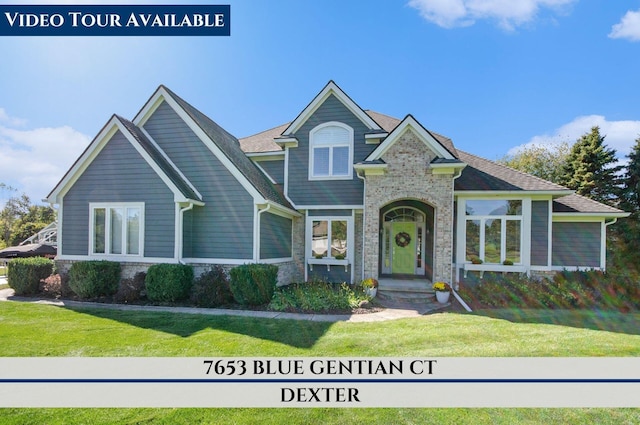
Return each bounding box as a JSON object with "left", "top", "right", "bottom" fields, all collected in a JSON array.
[
  {"left": 256, "top": 159, "right": 284, "bottom": 185},
  {"left": 552, "top": 222, "right": 601, "bottom": 267},
  {"left": 530, "top": 201, "right": 549, "bottom": 266},
  {"left": 62, "top": 130, "right": 175, "bottom": 257},
  {"left": 143, "top": 101, "right": 254, "bottom": 259},
  {"left": 309, "top": 267, "right": 351, "bottom": 283},
  {"left": 287, "top": 94, "right": 372, "bottom": 206},
  {"left": 260, "top": 212, "right": 292, "bottom": 259}
]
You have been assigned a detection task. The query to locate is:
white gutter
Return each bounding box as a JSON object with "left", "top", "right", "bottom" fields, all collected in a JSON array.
[
  {"left": 254, "top": 203, "right": 272, "bottom": 262},
  {"left": 451, "top": 287, "right": 473, "bottom": 312},
  {"left": 356, "top": 169, "right": 366, "bottom": 282},
  {"left": 451, "top": 166, "right": 464, "bottom": 287},
  {"left": 449, "top": 166, "right": 474, "bottom": 311},
  {"left": 177, "top": 202, "right": 194, "bottom": 264}
]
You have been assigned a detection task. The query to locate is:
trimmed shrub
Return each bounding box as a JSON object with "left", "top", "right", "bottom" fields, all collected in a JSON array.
[
  {"left": 190, "top": 266, "right": 234, "bottom": 307},
  {"left": 114, "top": 272, "right": 147, "bottom": 303},
  {"left": 7, "top": 257, "right": 54, "bottom": 295},
  {"left": 145, "top": 263, "right": 193, "bottom": 302},
  {"left": 68, "top": 261, "right": 121, "bottom": 299},
  {"left": 39, "top": 273, "right": 72, "bottom": 298},
  {"left": 229, "top": 263, "right": 278, "bottom": 306}
]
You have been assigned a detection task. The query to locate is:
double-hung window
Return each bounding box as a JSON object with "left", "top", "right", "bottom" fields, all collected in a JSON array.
[
  {"left": 464, "top": 200, "right": 522, "bottom": 264},
  {"left": 309, "top": 122, "right": 353, "bottom": 180},
  {"left": 90, "top": 203, "right": 144, "bottom": 256}
]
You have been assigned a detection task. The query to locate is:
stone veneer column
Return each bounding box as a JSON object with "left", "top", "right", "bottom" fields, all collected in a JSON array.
[{"left": 362, "top": 128, "right": 456, "bottom": 284}]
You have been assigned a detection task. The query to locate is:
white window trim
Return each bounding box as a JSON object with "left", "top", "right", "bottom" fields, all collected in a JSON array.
[
  {"left": 305, "top": 215, "right": 354, "bottom": 263},
  {"left": 308, "top": 121, "right": 354, "bottom": 181},
  {"left": 459, "top": 198, "right": 529, "bottom": 266},
  {"left": 89, "top": 202, "right": 145, "bottom": 257}
]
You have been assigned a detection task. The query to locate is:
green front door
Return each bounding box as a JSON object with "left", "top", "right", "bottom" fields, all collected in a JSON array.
[{"left": 392, "top": 222, "right": 416, "bottom": 274}]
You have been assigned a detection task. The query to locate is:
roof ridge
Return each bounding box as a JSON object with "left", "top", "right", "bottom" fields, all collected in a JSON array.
[{"left": 457, "top": 149, "right": 570, "bottom": 191}]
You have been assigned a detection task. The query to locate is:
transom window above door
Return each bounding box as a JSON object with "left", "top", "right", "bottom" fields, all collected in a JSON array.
[{"left": 309, "top": 122, "right": 353, "bottom": 180}]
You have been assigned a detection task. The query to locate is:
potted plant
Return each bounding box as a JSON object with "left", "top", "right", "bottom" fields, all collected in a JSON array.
[
  {"left": 361, "top": 278, "right": 378, "bottom": 298},
  {"left": 432, "top": 281, "right": 451, "bottom": 304},
  {"left": 502, "top": 259, "right": 514, "bottom": 265},
  {"left": 470, "top": 256, "right": 483, "bottom": 265}
]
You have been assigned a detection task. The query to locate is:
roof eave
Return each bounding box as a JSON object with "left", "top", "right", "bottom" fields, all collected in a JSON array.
[{"left": 455, "top": 190, "right": 575, "bottom": 197}]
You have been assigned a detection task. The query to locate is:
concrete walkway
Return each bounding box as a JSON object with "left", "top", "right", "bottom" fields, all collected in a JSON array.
[{"left": 0, "top": 278, "right": 448, "bottom": 323}]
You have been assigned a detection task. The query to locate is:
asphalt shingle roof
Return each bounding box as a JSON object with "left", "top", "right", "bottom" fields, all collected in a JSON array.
[
  {"left": 162, "top": 86, "right": 292, "bottom": 209},
  {"left": 455, "top": 150, "right": 569, "bottom": 192},
  {"left": 553, "top": 193, "right": 624, "bottom": 214},
  {"left": 237, "top": 107, "right": 626, "bottom": 215},
  {"left": 238, "top": 110, "right": 459, "bottom": 157}
]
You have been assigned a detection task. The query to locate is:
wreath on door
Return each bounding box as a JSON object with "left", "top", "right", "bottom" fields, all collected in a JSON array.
[{"left": 395, "top": 231, "right": 412, "bottom": 248}]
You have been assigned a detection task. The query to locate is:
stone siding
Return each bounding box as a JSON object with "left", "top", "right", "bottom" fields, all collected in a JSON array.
[{"left": 363, "top": 128, "right": 456, "bottom": 284}]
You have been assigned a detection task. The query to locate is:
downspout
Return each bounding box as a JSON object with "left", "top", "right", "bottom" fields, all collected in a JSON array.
[
  {"left": 602, "top": 218, "right": 619, "bottom": 271},
  {"left": 255, "top": 203, "right": 272, "bottom": 263},
  {"left": 356, "top": 170, "right": 366, "bottom": 281},
  {"left": 450, "top": 167, "right": 472, "bottom": 312},
  {"left": 178, "top": 202, "right": 194, "bottom": 265}
]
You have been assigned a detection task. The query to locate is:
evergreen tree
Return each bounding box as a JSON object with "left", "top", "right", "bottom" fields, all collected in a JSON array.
[
  {"left": 559, "top": 126, "right": 622, "bottom": 205},
  {"left": 620, "top": 137, "right": 640, "bottom": 216}
]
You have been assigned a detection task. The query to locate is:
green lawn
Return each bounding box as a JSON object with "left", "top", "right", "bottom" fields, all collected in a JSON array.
[{"left": 1, "top": 302, "right": 640, "bottom": 424}]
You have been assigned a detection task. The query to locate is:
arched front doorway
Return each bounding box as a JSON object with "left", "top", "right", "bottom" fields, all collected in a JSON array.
[{"left": 380, "top": 201, "right": 434, "bottom": 280}]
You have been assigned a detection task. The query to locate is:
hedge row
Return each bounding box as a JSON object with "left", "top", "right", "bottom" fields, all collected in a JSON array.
[{"left": 7, "top": 257, "right": 54, "bottom": 295}]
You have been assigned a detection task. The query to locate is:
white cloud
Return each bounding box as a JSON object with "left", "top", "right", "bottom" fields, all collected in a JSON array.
[
  {"left": 0, "top": 111, "right": 90, "bottom": 204},
  {"left": 408, "top": 0, "right": 576, "bottom": 30},
  {"left": 609, "top": 9, "right": 640, "bottom": 41},
  {"left": 509, "top": 115, "right": 640, "bottom": 158},
  {"left": 0, "top": 108, "right": 27, "bottom": 127}
]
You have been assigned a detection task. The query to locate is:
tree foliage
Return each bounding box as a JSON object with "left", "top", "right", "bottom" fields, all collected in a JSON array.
[
  {"left": 0, "top": 190, "right": 55, "bottom": 249},
  {"left": 620, "top": 137, "right": 640, "bottom": 216},
  {"left": 498, "top": 142, "right": 570, "bottom": 184},
  {"left": 559, "top": 126, "right": 622, "bottom": 205}
]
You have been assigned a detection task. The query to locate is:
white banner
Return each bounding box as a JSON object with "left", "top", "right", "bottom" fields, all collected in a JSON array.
[{"left": 1, "top": 357, "right": 638, "bottom": 407}]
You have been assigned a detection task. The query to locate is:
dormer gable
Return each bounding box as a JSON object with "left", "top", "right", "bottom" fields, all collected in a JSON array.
[
  {"left": 281, "top": 81, "right": 382, "bottom": 138},
  {"left": 366, "top": 114, "right": 458, "bottom": 162}
]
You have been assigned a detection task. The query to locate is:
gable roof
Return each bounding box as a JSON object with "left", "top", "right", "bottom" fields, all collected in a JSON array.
[
  {"left": 139, "top": 86, "right": 293, "bottom": 211},
  {"left": 46, "top": 115, "right": 203, "bottom": 205},
  {"left": 365, "top": 114, "right": 458, "bottom": 161},
  {"left": 239, "top": 110, "right": 458, "bottom": 157},
  {"left": 282, "top": 81, "right": 382, "bottom": 136}
]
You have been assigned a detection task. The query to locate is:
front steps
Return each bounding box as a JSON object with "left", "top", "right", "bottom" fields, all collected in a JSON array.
[
  {"left": 375, "top": 278, "right": 450, "bottom": 313},
  {"left": 377, "top": 278, "right": 435, "bottom": 304}
]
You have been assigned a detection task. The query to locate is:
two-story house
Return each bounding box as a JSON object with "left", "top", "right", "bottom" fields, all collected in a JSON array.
[{"left": 46, "top": 81, "right": 628, "bottom": 291}]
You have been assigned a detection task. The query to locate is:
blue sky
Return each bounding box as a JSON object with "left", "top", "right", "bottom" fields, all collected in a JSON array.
[{"left": 1, "top": 0, "right": 639, "bottom": 205}]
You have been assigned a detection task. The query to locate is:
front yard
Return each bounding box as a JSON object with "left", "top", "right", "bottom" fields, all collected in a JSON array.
[{"left": 1, "top": 302, "right": 640, "bottom": 423}]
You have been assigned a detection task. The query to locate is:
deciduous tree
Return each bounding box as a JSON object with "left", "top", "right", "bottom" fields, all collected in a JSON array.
[{"left": 498, "top": 142, "right": 570, "bottom": 184}]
